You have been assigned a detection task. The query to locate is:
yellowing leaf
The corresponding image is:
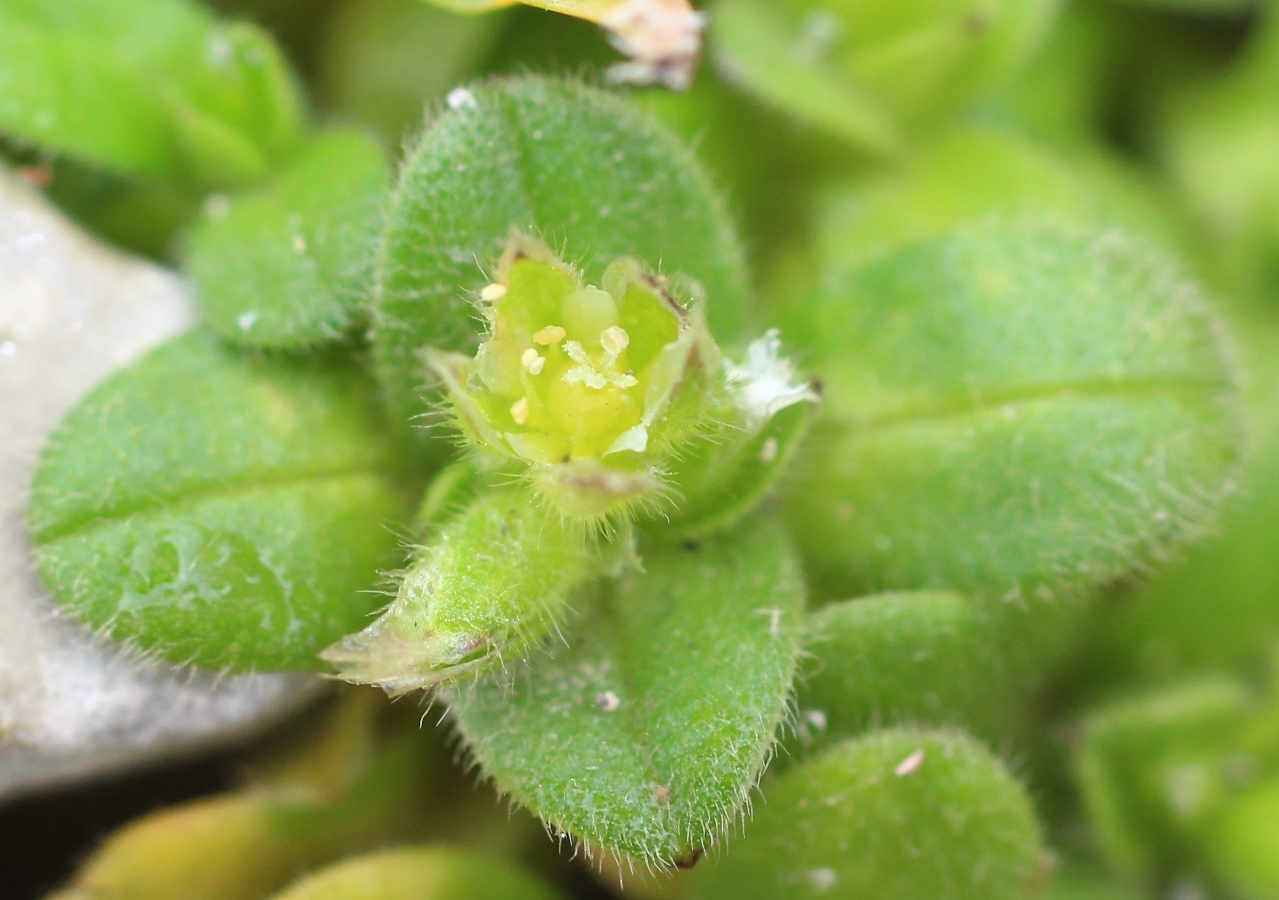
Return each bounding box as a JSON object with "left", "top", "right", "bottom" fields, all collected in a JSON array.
[{"left": 418, "top": 0, "right": 706, "bottom": 87}]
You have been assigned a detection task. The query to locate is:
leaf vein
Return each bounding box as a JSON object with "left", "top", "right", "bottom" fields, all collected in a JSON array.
[
  {"left": 34, "top": 464, "right": 399, "bottom": 545},
  {"left": 834, "top": 376, "right": 1229, "bottom": 433}
]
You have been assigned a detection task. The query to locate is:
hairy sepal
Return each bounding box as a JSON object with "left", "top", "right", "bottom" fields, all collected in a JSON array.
[{"left": 322, "top": 485, "right": 608, "bottom": 694}]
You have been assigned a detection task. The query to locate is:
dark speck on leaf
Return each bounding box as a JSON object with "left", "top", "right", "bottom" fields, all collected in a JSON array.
[{"left": 674, "top": 849, "right": 703, "bottom": 869}]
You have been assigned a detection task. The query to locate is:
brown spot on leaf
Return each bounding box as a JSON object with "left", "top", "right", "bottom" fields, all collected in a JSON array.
[{"left": 674, "top": 848, "right": 703, "bottom": 869}]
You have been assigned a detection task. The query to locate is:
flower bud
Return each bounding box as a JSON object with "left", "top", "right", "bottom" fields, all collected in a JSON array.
[{"left": 321, "top": 484, "right": 601, "bottom": 695}]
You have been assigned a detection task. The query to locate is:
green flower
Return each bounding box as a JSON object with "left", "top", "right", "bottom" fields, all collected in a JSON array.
[{"left": 428, "top": 231, "right": 723, "bottom": 520}]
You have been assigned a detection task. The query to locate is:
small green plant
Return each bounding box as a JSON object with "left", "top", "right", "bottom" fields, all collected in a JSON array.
[{"left": 8, "top": 0, "right": 1279, "bottom": 898}]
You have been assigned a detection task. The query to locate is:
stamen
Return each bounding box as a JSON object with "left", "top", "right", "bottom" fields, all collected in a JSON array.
[
  {"left": 480, "top": 283, "right": 507, "bottom": 302},
  {"left": 600, "top": 325, "right": 630, "bottom": 356},
  {"left": 510, "top": 396, "right": 530, "bottom": 425},
  {"left": 521, "top": 348, "right": 545, "bottom": 375},
  {"left": 534, "top": 325, "right": 567, "bottom": 345}
]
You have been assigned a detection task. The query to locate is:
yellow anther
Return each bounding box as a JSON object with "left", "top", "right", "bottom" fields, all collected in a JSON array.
[
  {"left": 510, "top": 396, "right": 530, "bottom": 425},
  {"left": 600, "top": 325, "right": 630, "bottom": 356},
  {"left": 521, "top": 348, "right": 546, "bottom": 375},
  {"left": 533, "top": 325, "right": 567, "bottom": 346},
  {"left": 480, "top": 283, "right": 508, "bottom": 302}
]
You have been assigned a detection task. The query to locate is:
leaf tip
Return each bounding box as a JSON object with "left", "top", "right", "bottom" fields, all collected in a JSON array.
[{"left": 320, "top": 616, "right": 496, "bottom": 697}]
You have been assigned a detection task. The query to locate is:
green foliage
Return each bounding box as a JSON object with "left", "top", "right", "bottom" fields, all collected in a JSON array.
[
  {"left": 1076, "top": 671, "right": 1279, "bottom": 893},
  {"left": 641, "top": 400, "right": 812, "bottom": 541},
  {"left": 187, "top": 130, "right": 388, "bottom": 348},
  {"left": 40, "top": 157, "right": 201, "bottom": 259},
  {"left": 1091, "top": 307, "right": 1279, "bottom": 687},
  {"left": 13, "top": 6, "right": 1273, "bottom": 896},
  {"left": 27, "top": 331, "right": 415, "bottom": 670},
  {"left": 813, "top": 126, "right": 1086, "bottom": 275},
  {"left": 1046, "top": 866, "right": 1144, "bottom": 900},
  {"left": 315, "top": 0, "right": 506, "bottom": 146},
  {"left": 372, "top": 76, "right": 751, "bottom": 452},
  {"left": 0, "top": 0, "right": 303, "bottom": 190},
  {"left": 1155, "top": 11, "right": 1279, "bottom": 297},
  {"left": 792, "top": 589, "right": 1087, "bottom": 753},
  {"left": 804, "top": 123, "right": 1200, "bottom": 305},
  {"left": 983, "top": 1, "right": 1125, "bottom": 148},
  {"left": 1078, "top": 677, "right": 1254, "bottom": 879},
  {"left": 266, "top": 847, "right": 563, "bottom": 900},
  {"left": 1207, "top": 778, "right": 1279, "bottom": 899},
  {"left": 323, "top": 484, "right": 603, "bottom": 693},
  {"left": 1096, "top": 0, "right": 1255, "bottom": 11},
  {"left": 785, "top": 219, "right": 1239, "bottom": 599},
  {"left": 449, "top": 516, "right": 804, "bottom": 866},
  {"left": 688, "top": 728, "right": 1045, "bottom": 899},
  {"left": 709, "top": 0, "right": 1060, "bottom": 153}
]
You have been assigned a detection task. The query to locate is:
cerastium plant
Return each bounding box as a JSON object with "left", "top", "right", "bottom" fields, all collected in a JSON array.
[{"left": 4, "top": 0, "right": 1251, "bottom": 896}]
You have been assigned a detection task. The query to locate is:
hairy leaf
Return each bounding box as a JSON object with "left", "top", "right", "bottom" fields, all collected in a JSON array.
[
  {"left": 28, "top": 330, "right": 416, "bottom": 671},
  {"left": 373, "top": 75, "right": 750, "bottom": 451},
  {"left": 790, "top": 589, "right": 1088, "bottom": 754},
  {"left": 688, "top": 728, "right": 1045, "bottom": 900},
  {"left": 448, "top": 515, "right": 804, "bottom": 865},
  {"left": 784, "top": 219, "right": 1241, "bottom": 600},
  {"left": 188, "top": 131, "right": 388, "bottom": 348},
  {"left": 1094, "top": 307, "right": 1279, "bottom": 685}
]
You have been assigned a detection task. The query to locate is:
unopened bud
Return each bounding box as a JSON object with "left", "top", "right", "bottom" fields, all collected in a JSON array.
[{"left": 322, "top": 485, "right": 601, "bottom": 693}]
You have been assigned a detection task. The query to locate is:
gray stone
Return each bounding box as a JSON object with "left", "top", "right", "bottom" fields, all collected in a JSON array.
[{"left": 0, "top": 165, "right": 319, "bottom": 802}]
